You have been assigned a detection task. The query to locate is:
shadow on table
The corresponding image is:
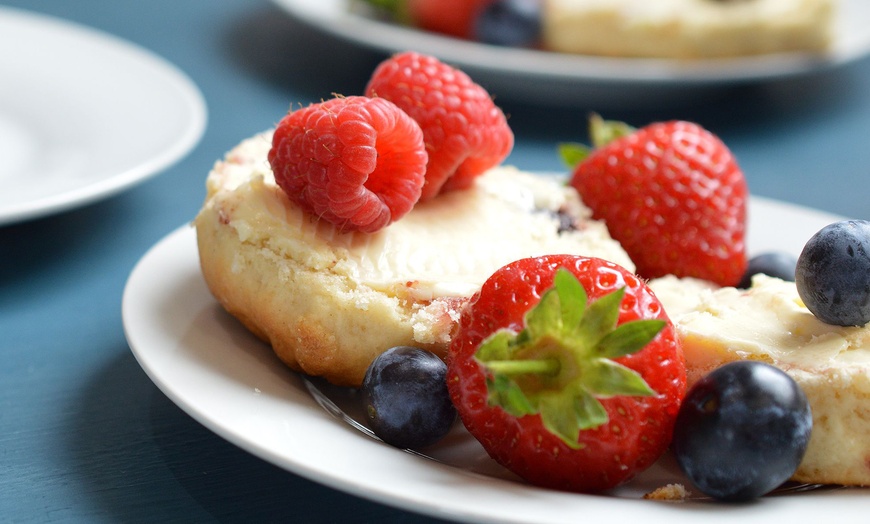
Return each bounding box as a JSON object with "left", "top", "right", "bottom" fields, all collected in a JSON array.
[
  {"left": 0, "top": 194, "right": 140, "bottom": 311},
  {"left": 221, "top": 4, "right": 384, "bottom": 104},
  {"left": 63, "top": 350, "right": 453, "bottom": 523},
  {"left": 501, "top": 64, "right": 864, "bottom": 149},
  {"left": 0, "top": 172, "right": 191, "bottom": 315}
]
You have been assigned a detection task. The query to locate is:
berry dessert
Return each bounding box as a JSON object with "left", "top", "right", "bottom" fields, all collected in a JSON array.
[
  {"left": 195, "top": 47, "right": 870, "bottom": 495},
  {"left": 195, "top": 53, "right": 632, "bottom": 387},
  {"left": 360, "top": 0, "right": 837, "bottom": 58},
  {"left": 447, "top": 255, "right": 685, "bottom": 492},
  {"left": 649, "top": 269, "right": 870, "bottom": 486}
]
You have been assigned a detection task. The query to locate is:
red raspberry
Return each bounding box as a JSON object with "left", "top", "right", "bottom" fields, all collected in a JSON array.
[
  {"left": 365, "top": 52, "right": 514, "bottom": 200},
  {"left": 268, "top": 96, "right": 428, "bottom": 233}
]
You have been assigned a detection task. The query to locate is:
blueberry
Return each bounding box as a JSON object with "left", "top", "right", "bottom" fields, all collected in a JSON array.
[
  {"left": 474, "top": 0, "right": 542, "bottom": 48},
  {"left": 795, "top": 220, "right": 870, "bottom": 326},
  {"left": 361, "top": 346, "right": 456, "bottom": 450},
  {"left": 737, "top": 251, "right": 797, "bottom": 289},
  {"left": 672, "top": 361, "right": 812, "bottom": 501}
]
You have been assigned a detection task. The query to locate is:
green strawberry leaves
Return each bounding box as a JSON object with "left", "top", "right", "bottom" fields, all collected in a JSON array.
[
  {"left": 588, "top": 114, "right": 636, "bottom": 148},
  {"left": 558, "top": 142, "right": 592, "bottom": 171},
  {"left": 474, "top": 268, "right": 664, "bottom": 449},
  {"left": 558, "top": 114, "right": 637, "bottom": 169},
  {"left": 357, "top": 0, "right": 411, "bottom": 23}
]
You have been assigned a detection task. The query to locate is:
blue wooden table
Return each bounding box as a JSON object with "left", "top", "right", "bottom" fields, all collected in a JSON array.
[{"left": 1, "top": 1, "right": 867, "bottom": 522}]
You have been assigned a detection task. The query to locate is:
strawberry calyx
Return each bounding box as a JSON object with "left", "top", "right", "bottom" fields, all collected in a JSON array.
[
  {"left": 474, "top": 268, "right": 664, "bottom": 449},
  {"left": 360, "top": 0, "right": 412, "bottom": 24},
  {"left": 558, "top": 113, "right": 636, "bottom": 169}
]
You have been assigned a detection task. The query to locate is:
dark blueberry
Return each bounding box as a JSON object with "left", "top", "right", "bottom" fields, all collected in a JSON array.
[
  {"left": 361, "top": 346, "right": 456, "bottom": 450},
  {"left": 474, "top": 0, "right": 542, "bottom": 48},
  {"left": 550, "top": 208, "right": 578, "bottom": 233},
  {"left": 672, "top": 361, "right": 812, "bottom": 501},
  {"left": 737, "top": 251, "right": 797, "bottom": 289},
  {"left": 795, "top": 220, "right": 870, "bottom": 326}
]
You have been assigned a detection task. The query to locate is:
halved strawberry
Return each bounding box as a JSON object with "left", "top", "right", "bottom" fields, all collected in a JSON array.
[{"left": 447, "top": 254, "right": 685, "bottom": 492}]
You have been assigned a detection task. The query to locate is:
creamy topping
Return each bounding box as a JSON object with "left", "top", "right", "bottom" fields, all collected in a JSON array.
[
  {"left": 205, "top": 132, "right": 634, "bottom": 302},
  {"left": 549, "top": 0, "right": 829, "bottom": 22},
  {"left": 543, "top": 0, "right": 835, "bottom": 58},
  {"left": 651, "top": 274, "right": 870, "bottom": 371}
]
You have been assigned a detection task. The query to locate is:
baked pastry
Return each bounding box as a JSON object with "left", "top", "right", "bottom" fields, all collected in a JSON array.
[
  {"left": 649, "top": 274, "right": 870, "bottom": 486},
  {"left": 195, "top": 132, "right": 634, "bottom": 387},
  {"left": 543, "top": 0, "right": 837, "bottom": 58}
]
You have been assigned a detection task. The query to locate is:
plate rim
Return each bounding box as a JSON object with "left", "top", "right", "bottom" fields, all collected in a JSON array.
[
  {"left": 270, "top": 0, "right": 870, "bottom": 85},
  {"left": 123, "top": 194, "right": 870, "bottom": 524},
  {"left": 0, "top": 6, "right": 207, "bottom": 226}
]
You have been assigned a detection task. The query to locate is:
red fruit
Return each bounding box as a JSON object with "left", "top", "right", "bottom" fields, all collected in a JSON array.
[
  {"left": 567, "top": 116, "right": 748, "bottom": 287},
  {"left": 268, "top": 95, "right": 427, "bottom": 233},
  {"left": 447, "top": 255, "right": 685, "bottom": 492},
  {"left": 407, "top": 0, "right": 491, "bottom": 38},
  {"left": 365, "top": 51, "right": 513, "bottom": 200}
]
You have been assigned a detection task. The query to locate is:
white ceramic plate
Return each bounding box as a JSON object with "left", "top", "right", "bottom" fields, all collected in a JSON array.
[
  {"left": 124, "top": 195, "right": 868, "bottom": 523},
  {"left": 0, "top": 7, "right": 206, "bottom": 226},
  {"left": 271, "top": 0, "right": 870, "bottom": 105}
]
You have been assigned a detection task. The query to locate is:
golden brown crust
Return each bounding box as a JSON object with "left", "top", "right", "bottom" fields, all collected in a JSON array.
[
  {"left": 194, "top": 133, "right": 633, "bottom": 388},
  {"left": 643, "top": 483, "right": 690, "bottom": 501},
  {"left": 650, "top": 275, "right": 870, "bottom": 487},
  {"left": 195, "top": 199, "right": 455, "bottom": 386},
  {"left": 787, "top": 368, "right": 870, "bottom": 486}
]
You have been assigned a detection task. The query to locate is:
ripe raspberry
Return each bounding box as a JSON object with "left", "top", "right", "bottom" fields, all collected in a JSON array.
[
  {"left": 365, "top": 52, "right": 514, "bottom": 200},
  {"left": 268, "top": 96, "right": 427, "bottom": 233}
]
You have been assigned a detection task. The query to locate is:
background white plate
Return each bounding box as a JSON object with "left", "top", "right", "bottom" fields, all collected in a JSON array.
[
  {"left": 271, "top": 0, "right": 870, "bottom": 106},
  {"left": 123, "top": 196, "right": 868, "bottom": 524},
  {"left": 0, "top": 7, "right": 206, "bottom": 226}
]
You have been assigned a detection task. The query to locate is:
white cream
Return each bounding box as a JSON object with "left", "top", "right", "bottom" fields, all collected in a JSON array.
[
  {"left": 207, "top": 132, "right": 634, "bottom": 302},
  {"left": 543, "top": 0, "right": 836, "bottom": 58},
  {"left": 649, "top": 274, "right": 870, "bottom": 486},
  {"left": 652, "top": 274, "right": 870, "bottom": 373}
]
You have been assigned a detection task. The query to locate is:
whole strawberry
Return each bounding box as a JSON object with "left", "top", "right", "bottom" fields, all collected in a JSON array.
[
  {"left": 447, "top": 254, "right": 685, "bottom": 492},
  {"left": 365, "top": 51, "right": 513, "bottom": 200},
  {"left": 565, "top": 115, "right": 748, "bottom": 287},
  {"left": 268, "top": 95, "right": 427, "bottom": 233}
]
